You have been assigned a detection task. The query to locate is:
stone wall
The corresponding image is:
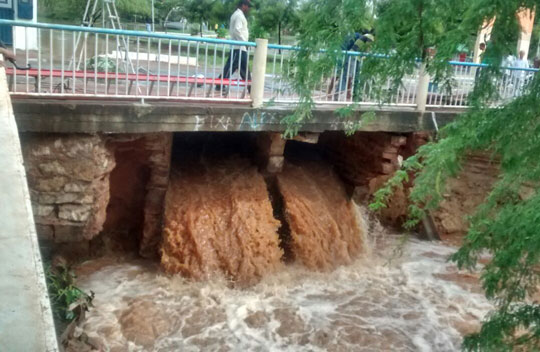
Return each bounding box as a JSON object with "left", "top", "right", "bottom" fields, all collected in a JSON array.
[
  {"left": 21, "top": 134, "right": 115, "bottom": 258},
  {"left": 320, "top": 131, "right": 430, "bottom": 226},
  {"left": 320, "top": 131, "right": 500, "bottom": 243},
  {"left": 21, "top": 129, "right": 497, "bottom": 260},
  {"left": 20, "top": 133, "right": 172, "bottom": 260},
  {"left": 432, "top": 153, "right": 498, "bottom": 245},
  {"left": 136, "top": 134, "right": 172, "bottom": 258}
]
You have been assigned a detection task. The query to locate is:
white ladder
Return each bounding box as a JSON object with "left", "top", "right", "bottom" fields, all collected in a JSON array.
[{"left": 70, "top": 0, "right": 136, "bottom": 74}]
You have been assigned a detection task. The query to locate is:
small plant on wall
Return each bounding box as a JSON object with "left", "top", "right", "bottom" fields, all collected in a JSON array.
[{"left": 46, "top": 260, "right": 94, "bottom": 324}]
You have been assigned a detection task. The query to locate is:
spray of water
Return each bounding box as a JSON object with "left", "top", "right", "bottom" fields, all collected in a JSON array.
[{"left": 68, "top": 209, "right": 491, "bottom": 352}]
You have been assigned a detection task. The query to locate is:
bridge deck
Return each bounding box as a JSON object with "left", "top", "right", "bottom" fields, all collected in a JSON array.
[{"left": 12, "top": 98, "right": 459, "bottom": 134}]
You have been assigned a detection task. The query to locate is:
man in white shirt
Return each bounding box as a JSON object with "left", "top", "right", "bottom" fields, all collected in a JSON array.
[
  {"left": 512, "top": 50, "right": 530, "bottom": 96},
  {"left": 216, "top": 0, "right": 252, "bottom": 95}
]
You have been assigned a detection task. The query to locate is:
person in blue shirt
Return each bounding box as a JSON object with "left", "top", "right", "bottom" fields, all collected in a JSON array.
[{"left": 335, "top": 31, "right": 374, "bottom": 100}]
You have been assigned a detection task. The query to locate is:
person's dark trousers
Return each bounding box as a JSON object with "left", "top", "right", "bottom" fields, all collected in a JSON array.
[{"left": 216, "top": 49, "right": 252, "bottom": 93}]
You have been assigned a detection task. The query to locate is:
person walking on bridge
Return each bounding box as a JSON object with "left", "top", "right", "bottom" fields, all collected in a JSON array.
[
  {"left": 215, "top": 0, "right": 253, "bottom": 96},
  {"left": 333, "top": 31, "right": 374, "bottom": 101},
  {"left": 512, "top": 50, "right": 530, "bottom": 96}
]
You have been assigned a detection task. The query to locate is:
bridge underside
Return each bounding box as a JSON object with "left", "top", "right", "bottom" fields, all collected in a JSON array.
[{"left": 12, "top": 99, "right": 459, "bottom": 134}]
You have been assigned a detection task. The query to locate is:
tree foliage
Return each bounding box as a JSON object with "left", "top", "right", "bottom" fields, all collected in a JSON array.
[
  {"left": 250, "top": 0, "right": 298, "bottom": 43},
  {"left": 291, "top": 0, "right": 540, "bottom": 350},
  {"left": 40, "top": 0, "right": 152, "bottom": 21}
]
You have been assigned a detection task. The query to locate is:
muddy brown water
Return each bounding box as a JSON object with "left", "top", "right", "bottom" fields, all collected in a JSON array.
[
  {"left": 67, "top": 146, "right": 491, "bottom": 351},
  {"left": 277, "top": 160, "right": 364, "bottom": 270},
  {"left": 69, "top": 236, "right": 491, "bottom": 351},
  {"left": 160, "top": 156, "right": 283, "bottom": 286}
]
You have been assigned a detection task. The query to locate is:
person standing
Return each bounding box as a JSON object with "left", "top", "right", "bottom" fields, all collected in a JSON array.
[
  {"left": 512, "top": 50, "right": 530, "bottom": 96},
  {"left": 334, "top": 31, "right": 374, "bottom": 100},
  {"left": 216, "top": 0, "right": 252, "bottom": 95}
]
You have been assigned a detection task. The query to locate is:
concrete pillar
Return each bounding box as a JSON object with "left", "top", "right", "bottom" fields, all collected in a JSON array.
[
  {"left": 415, "top": 63, "right": 430, "bottom": 112},
  {"left": 251, "top": 38, "right": 268, "bottom": 108},
  {"left": 256, "top": 132, "right": 286, "bottom": 173}
]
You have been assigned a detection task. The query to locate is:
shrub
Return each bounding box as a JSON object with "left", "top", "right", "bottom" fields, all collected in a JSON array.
[
  {"left": 216, "top": 27, "right": 228, "bottom": 39},
  {"left": 46, "top": 262, "right": 94, "bottom": 323}
]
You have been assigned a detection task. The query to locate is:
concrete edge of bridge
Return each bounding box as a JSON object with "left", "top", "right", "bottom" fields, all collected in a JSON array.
[
  {"left": 10, "top": 98, "right": 460, "bottom": 134},
  {"left": 0, "top": 56, "right": 59, "bottom": 351}
]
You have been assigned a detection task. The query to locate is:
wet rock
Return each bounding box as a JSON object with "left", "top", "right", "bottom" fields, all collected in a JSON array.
[
  {"left": 35, "top": 224, "right": 54, "bottom": 240},
  {"left": 432, "top": 152, "right": 499, "bottom": 244},
  {"left": 63, "top": 182, "right": 88, "bottom": 193},
  {"left": 21, "top": 134, "right": 115, "bottom": 245},
  {"left": 54, "top": 224, "right": 86, "bottom": 243},
  {"left": 35, "top": 176, "right": 68, "bottom": 192}
]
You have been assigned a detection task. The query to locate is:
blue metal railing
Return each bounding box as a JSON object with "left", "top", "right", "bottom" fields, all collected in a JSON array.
[
  {"left": 1, "top": 19, "right": 258, "bottom": 100},
  {"left": 0, "top": 19, "right": 536, "bottom": 107},
  {"left": 0, "top": 19, "right": 257, "bottom": 48}
]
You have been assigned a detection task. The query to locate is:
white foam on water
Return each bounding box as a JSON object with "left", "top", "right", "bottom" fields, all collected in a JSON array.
[{"left": 71, "top": 234, "right": 492, "bottom": 352}]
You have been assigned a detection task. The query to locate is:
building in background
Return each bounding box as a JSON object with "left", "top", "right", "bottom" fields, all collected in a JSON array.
[
  {"left": 473, "top": 19, "right": 494, "bottom": 64},
  {"left": 0, "top": 0, "right": 37, "bottom": 49},
  {"left": 517, "top": 8, "right": 535, "bottom": 61},
  {"left": 473, "top": 10, "right": 536, "bottom": 64}
]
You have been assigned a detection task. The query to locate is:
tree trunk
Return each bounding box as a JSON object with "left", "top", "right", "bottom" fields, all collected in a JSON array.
[
  {"left": 278, "top": 21, "right": 282, "bottom": 55},
  {"left": 278, "top": 21, "right": 282, "bottom": 46},
  {"left": 200, "top": 22, "right": 203, "bottom": 36}
]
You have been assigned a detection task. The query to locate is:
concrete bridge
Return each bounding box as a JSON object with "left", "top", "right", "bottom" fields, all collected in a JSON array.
[
  {"left": 12, "top": 99, "right": 458, "bottom": 134},
  {"left": 0, "top": 19, "right": 535, "bottom": 351},
  {"left": 1, "top": 19, "right": 536, "bottom": 116},
  {"left": 1, "top": 19, "right": 534, "bottom": 138}
]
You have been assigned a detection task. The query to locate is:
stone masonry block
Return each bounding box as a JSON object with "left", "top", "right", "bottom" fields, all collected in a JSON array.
[
  {"left": 54, "top": 224, "right": 86, "bottom": 243},
  {"left": 59, "top": 204, "right": 92, "bottom": 222},
  {"left": 32, "top": 204, "right": 54, "bottom": 217},
  {"left": 35, "top": 224, "right": 54, "bottom": 240},
  {"left": 267, "top": 156, "right": 284, "bottom": 173}
]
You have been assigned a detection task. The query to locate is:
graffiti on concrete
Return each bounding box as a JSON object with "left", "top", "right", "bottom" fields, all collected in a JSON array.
[
  {"left": 192, "top": 111, "right": 281, "bottom": 131},
  {"left": 239, "top": 111, "right": 280, "bottom": 130},
  {"left": 194, "top": 116, "right": 233, "bottom": 131}
]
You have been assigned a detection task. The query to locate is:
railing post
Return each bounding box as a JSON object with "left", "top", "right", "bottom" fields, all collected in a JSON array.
[
  {"left": 251, "top": 38, "right": 268, "bottom": 108},
  {"left": 416, "top": 62, "right": 430, "bottom": 112}
]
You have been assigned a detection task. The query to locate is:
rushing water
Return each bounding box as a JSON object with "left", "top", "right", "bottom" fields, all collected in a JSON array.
[
  {"left": 66, "top": 140, "right": 491, "bottom": 351},
  {"left": 160, "top": 156, "right": 366, "bottom": 285},
  {"left": 161, "top": 157, "right": 283, "bottom": 286},
  {"left": 277, "top": 160, "right": 364, "bottom": 270},
  {"left": 68, "top": 231, "right": 491, "bottom": 352}
]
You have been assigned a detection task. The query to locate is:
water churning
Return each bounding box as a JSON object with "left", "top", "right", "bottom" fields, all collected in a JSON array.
[
  {"left": 277, "top": 160, "right": 363, "bottom": 270},
  {"left": 160, "top": 150, "right": 366, "bottom": 284},
  {"left": 65, "top": 134, "right": 491, "bottom": 351},
  {"left": 69, "top": 237, "right": 491, "bottom": 351},
  {"left": 161, "top": 157, "right": 283, "bottom": 286}
]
